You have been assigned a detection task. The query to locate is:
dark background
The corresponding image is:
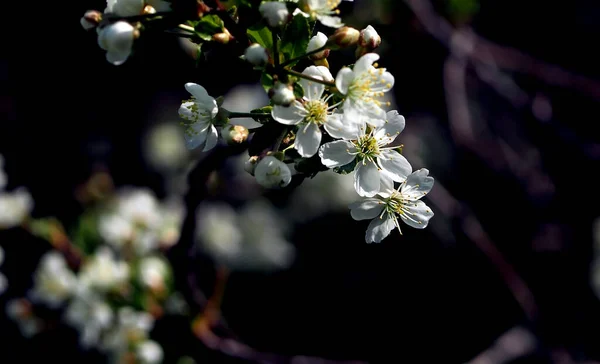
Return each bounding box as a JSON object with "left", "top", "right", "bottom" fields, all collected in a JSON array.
[{"left": 1, "top": 0, "right": 600, "bottom": 363}]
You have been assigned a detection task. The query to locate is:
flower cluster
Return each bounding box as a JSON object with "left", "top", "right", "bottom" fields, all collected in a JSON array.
[
  {"left": 3, "top": 187, "right": 183, "bottom": 363},
  {"left": 0, "top": 154, "right": 33, "bottom": 229}
]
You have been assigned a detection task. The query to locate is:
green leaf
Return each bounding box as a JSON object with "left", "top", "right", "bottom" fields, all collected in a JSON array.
[
  {"left": 280, "top": 14, "right": 311, "bottom": 64},
  {"left": 70, "top": 209, "right": 104, "bottom": 255},
  {"left": 247, "top": 23, "right": 273, "bottom": 50},
  {"left": 333, "top": 159, "right": 358, "bottom": 175},
  {"left": 194, "top": 14, "right": 225, "bottom": 41},
  {"left": 260, "top": 72, "right": 274, "bottom": 94}
]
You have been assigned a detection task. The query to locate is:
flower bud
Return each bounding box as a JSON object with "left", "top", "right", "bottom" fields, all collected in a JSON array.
[
  {"left": 80, "top": 10, "right": 102, "bottom": 30},
  {"left": 142, "top": 5, "right": 157, "bottom": 14},
  {"left": 244, "top": 156, "right": 259, "bottom": 176},
  {"left": 244, "top": 43, "right": 269, "bottom": 66},
  {"left": 306, "top": 32, "right": 330, "bottom": 60},
  {"left": 326, "top": 26, "right": 360, "bottom": 49},
  {"left": 269, "top": 82, "right": 295, "bottom": 106},
  {"left": 213, "top": 28, "right": 234, "bottom": 44},
  {"left": 254, "top": 156, "right": 292, "bottom": 189},
  {"left": 97, "top": 21, "right": 136, "bottom": 65},
  {"left": 359, "top": 25, "right": 381, "bottom": 49},
  {"left": 221, "top": 124, "right": 249, "bottom": 145},
  {"left": 259, "top": 2, "right": 290, "bottom": 28}
]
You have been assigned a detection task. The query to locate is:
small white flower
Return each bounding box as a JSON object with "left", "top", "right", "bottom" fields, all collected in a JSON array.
[
  {"left": 306, "top": 32, "right": 329, "bottom": 60},
  {"left": 319, "top": 110, "right": 412, "bottom": 197},
  {"left": 272, "top": 66, "right": 358, "bottom": 157},
  {"left": 259, "top": 1, "right": 290, "bottom": 28},
  {"left": 64, "top": 293, "right": 114, "bottom": 348},
  {"left": 270, "top": 81, "right": 296, "bottom": 106},
  {"left": 105, "top": 0, "right": 144, "bottom": 16},
  {"left": 116, "top": 188, "right": 162, "bottom": 229},
  {"left": 359, "top": 25, "right": 381, "bottom": 49},
  {"left": 244, "top": 43, "right": 269, "bottom": 66},
  {"left": 29, "top": 252, "right": 77, "bottom": 308},
  {"left": 103, "top": 307, "right": 154, "bottom": 351},
  {"left": 137, "top": 340, "right": 164, "bottom": 364},
  {"left": 335, "top": 53, "right": 394, "bottom": 119},
  {"left": 179, "top": 83, "right": 219, "bottom": 151},
  {"left": 298, "top": 0, "right": 344, "bottom": 28},
  {"left": 79, "top": 247, "right": 130, "bottom": 292},
  {"left": 138, "top": 256, "right": 169, "bottom": 292},
  {"left": 97, "top": 21, "right": 136, "bottom": 66},
  {"left": 254, "top": 156, "right": 292, "bottom": 189},
  {"left": 349, "top": 168, "right": 434, "bottom": 243},
  {"left": 0, "top": 187, "right": 33, "bottom": 229}
]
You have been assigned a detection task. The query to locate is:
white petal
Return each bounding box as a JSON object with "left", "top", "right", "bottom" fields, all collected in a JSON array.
[
  {"left": 379, "top": 174, "right": 395, "bottom": 197},
  {"left": 401, "top": 168, "right": 434, "bottom": 200},
  {"left": 106, "top": 50, "right": 130, "bottom": 66},
  {"left": 307, "top": 32, "right": 328, "bottom": 52},
  {"left": 354, "top": 53, "right": 379, "bottom": 75},
  {"left": 295, "top": 122, "right": 322, "bottom": 157},
  {"left": 378, "top": 150, "right": 412, "bottom": 182},
  {"left": 202, "top": 125, "right": 219, "bottom": 151},
  {"left": 313, "top": 66, "right": 334, "bottom": 82},
  {"left": 184, "top": 123, "right": 210, "bottom": 150},
  {"left": 365, "top": 215, "right": 395, "bottom": 243},
  {"left": 323, "top": 113, "right": 360, "bottom": 140},
  {"left": 317, "top": 15, "right": 343, "bottom": 28},
  {"left": 349, "top": 198, "right": 384, "bottom": 220},
  {"left": 185, "top": 83, "right": 211, "bottom": 102},
  {"left": 399, "top": 200, "right": 434, "bottom": 229},
  {"left": 300, "top": 66, "right": 327, "bottom": 100},
  {"left": 272, "top": 102, "right": 305, "bottom": 125},
  {"left": 374, "top": 111, "right": 405, "bottom": 144},
  {"left": 318, "top": 140, "right": 356, "bottom": 168},
  {"left": 354, "top": 162, "right": 380, "bottom": 197},
  {"left": 335, "top": 67, "right": 354, "bottom": 95},
  {"left": 370, "top": 69, "right": 395, "bottom": 92}
]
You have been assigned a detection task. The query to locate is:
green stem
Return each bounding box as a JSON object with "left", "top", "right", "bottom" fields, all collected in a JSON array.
[
  {"left": 228, "top": 112, "right": 271, "bottom": 118},
  {"left": 279, "top": 45, "right": 328, "bottom": 68},
  {"left": 272, "top": 31, "right": 280, "bottom": 67},
  {"left": 283, "top": 68, "right": 336, "bottom": 87}
]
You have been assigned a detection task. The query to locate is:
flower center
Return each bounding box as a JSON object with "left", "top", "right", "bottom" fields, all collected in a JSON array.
[
  {"left": 304, "top": 100, "right": 328, "bottom": 125},
  {"left": 348, "top": 69, "right": 389, "bottom": 108},
  {"left": 385, "top": 192, "right": 407, "bottom": 216},
  {"left": 354, "top": 134, "right": 379, "bottom": 162}
]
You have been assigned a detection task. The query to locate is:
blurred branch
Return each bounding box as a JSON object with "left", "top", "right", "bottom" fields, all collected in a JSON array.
[{"left": 167, "top": 145, "right": 367, "bottom": 363}]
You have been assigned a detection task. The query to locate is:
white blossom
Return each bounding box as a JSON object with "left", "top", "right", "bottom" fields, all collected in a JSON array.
[
  {"left": 272, "top": 66, "right": 358, "bottom": 157},
  {"left": 0, "top": 187, "right": 33, "bottom": 229},
  {"left": 29, "top": 252, "right": 77, "bottom": 308},
  {"left": 196, "top": 199, "right": 295, "bottom": 270},
  {"left": 179, "top": 83, "right": 220, "bottom": 151},
  {"left": 103, "top": 307, "right": 155, "bottom": 352},
  {"left": 259, "top": 1, "right": 290, "bottom": 28},
  {"left": 138, "top": 256, "right": 169, "bottom": 293},
  {"left": 79, "top": 247, "right": 130, "bottom": 292},
  {"left": 244, "top": 43, "right": 269, "bottom": 66},
  {"left": 97, "top": 21, "right": 136, "bottom": 66},
  {"left": 335, "top": 53, "right": 394, "bottom": 119},
  {"left": 254, "top": 156, "right": 292, "bottom": 189},
  {"left": 358, "top": 25, "right": 381, "bottom": 49},
  {"left": 349, "top": 168, "right": 434, "bottom": 243},
  {"left": 137, "top": 340, "right": 164, "bottom": 364},
  {"left": 298, "top": 0, "right": 344, "bottom": 28},
  {"left": 319, "top": 110, "right": 412, "bottom": 197},
  {"left": 65, "top": 293, "right": 114, "bottom": 348}
]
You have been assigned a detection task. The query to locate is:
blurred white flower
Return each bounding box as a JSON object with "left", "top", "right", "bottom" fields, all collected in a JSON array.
[
  {"left": 103, "top": 306, "right": 155, "bottom": 352},
  {"left": 138, "top": 256, "right": 169, "bottom": 294},
  {"left": 244, "top": 43, "right": 269, "bottom": 66},
  {"left": 65, "top": 293, "right": 114, "bottom": 348},
  {"left": 0, "top": 187, "right": 33, "bottom": 229},
  {"left": 136, "top": 340, "right": 164, "bottom": 364},
  {"left": 221, "top": 83, "right": 269, "bottom": 130},
  {"left": 6, "top": 299, "right": 43, "bottom": 338},
  {"left": 143, "top": 122, "right": 189, "bottom": 174},
  {"left": 297, "top": 0, "right": 345, "bottom": 28},
  {"left": 259, "top": 1, "right": 290, "bottom": 28},
  {"left": 79, "top": 247, "right": 130, "bottom": 291},
  {"left": 29, "top": 251, "right": 77, "bottom": 308},
  {"left": 196, "top": 199, "right": 295, "bottom": 270},
  {"left": 286, "top": 168, "right": 356, "bottom": 222}
]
